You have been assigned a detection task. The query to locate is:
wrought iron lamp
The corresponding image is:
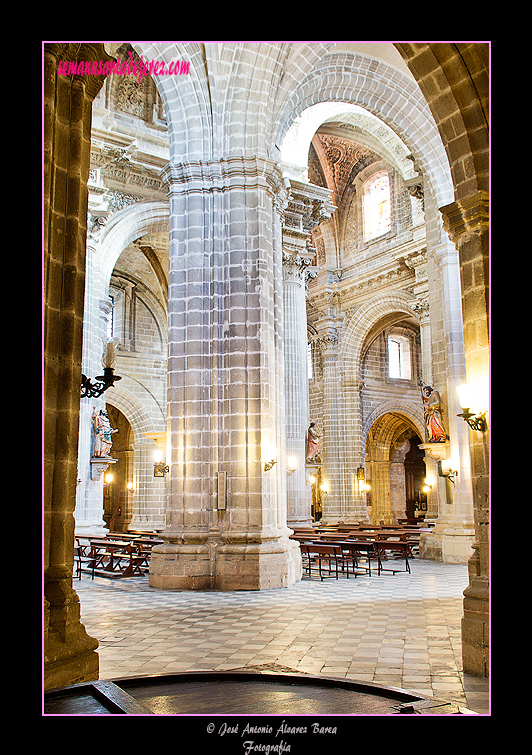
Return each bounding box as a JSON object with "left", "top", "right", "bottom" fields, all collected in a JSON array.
[
  {"left": 262, "top": 439, "right": 277, "bottom": 472},
  {"left": 81, "top": 337, "right": 122, "bottom": 398},
  {"left": 357, "top": 467, "right": 370, "bottom": 492},
  {"left": 457, "top": 408, "right": 487, "bottom": 432},
  {"left": 438, "top": 460, "right": 458, "bottom": 485},
  {"left": 457, "top": 380, "right": 488, "bottom": 432},
  {"left": 81, "top": 367, "right": 122, "bottom": 398},
  {"left": 153, "top": 449, "right": 169, "bottom": 477}
]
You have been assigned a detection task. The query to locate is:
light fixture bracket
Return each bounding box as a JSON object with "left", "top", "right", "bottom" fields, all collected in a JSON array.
[
  {"left": 81, "top": 367, "right": 122, "bottom": 398},
  {"left": 154, "top": 462, "right": 170, "bottom": 477},
  {"left": 457, "top": 410, "right": 487, "bottom": 432}
]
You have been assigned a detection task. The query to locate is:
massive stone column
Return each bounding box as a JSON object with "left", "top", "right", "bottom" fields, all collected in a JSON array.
[
  {"left": 149, "top": 157, "right": 301, "bottom": 590},
  {"left": 74, "top": 294, "right": 115, "bottom": 537},
  {"left": 44, "top": 43, "right": 112, "bottom": 689},
  {"left": 341, "top": 378, "right": 370, "bottom": 523}
]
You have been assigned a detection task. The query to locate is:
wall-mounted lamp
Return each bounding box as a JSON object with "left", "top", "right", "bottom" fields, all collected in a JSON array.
[
  {"left": 81, "top": 338, "right": 122, "bottom": 398},
  {"left": 438, "top": 460, "right": 458, "bottom": 485},
  {"left": 153, "top": 449, "right": 169, "bottom": 477},
  {"left": 457, "top": 380, "right": 488, "bottom": 432},
  {"left": 262, "top": 440, "right": 277, "bottom": 472},
  {"left": 127, "top": 482, "right": 135, "bottom": 492},
  {"left": 81, "top": 367, "right": 122, "bottom": 398},
  {"left": 81, "top": 367, "right": 122, "bottom": 397},
  {"left": 286, "top": 457, "right": 297, "bottom": 476},
  {"left": 104, "top": 472, "right": 113, "bottom": 485},
  {"left": 422, "top": 478, "right": 432, "bottom": 494},
  {"left": 357, "top": 467, "right": 370, "bottom": 491},
  {"left": 320, "top": 483, "right": 329, "bottom": 496}
]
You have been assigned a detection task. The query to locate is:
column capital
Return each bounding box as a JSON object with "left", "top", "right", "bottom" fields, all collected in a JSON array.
[
  {"left": 409, "top": 297, "right": 430, "bottom": 324},
  {"left": 440, "top": 190, "right": 489, "bottom": 246},
  {"left": 284, "top": 179, "right": 336, "bottom": 233},
  {"left": 316, "top": 333, "right": 340, "bottom": 355},
  {"left": 282, "top": 250, "right": 314, "bottom": 284},
  {"left": 160, "top": 156, "right": 289, "bottom": 209}
]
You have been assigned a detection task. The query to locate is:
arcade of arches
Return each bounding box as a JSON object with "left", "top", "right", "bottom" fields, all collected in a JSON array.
[{"left": 43, "top": 42, "right": 489, "bottom": 692}]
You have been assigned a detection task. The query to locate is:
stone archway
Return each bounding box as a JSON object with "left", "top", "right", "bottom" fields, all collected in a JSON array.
[
  {"left": 102, "top": 405, "right": 134, "bottom": 533},
  {"left": 364, "top": 411, "right": 425, "bottom": 526},
  {"left": 103, "top": 385, "right": 167, "bottom": 533}
]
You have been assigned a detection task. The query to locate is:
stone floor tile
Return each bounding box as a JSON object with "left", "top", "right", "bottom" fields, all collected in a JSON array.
[{"left": 75, "top": 558, "right": 490, "bottom": 714}]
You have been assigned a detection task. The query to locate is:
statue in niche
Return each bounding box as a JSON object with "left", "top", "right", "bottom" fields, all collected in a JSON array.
[
  {"left": 306, "top": 422, "right": 323, "bottom": 464},
  {"left": 92, "top": 407, "right": 118, "bottom": 458},
  {"left": 419, "top": 381, "right": 447, "bottom": 443}
]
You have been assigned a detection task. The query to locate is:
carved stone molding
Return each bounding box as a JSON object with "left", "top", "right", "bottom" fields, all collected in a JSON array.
[
  {"left": 440, "top": 190, "right": 489, "bottom": 246},
  {"left": 285, "top": 179, "right": 336, "bottom": 233},
  {"left": 160, "top": 156, "right": 289, "bottom": 206},
  {"left": 282, "top": 251, "right": 311, "bottom": 284},
  {"left": 316, "top": 334, "right": 340, "bottom": 354},
  {"left": 87, "top": 189, "right": 142, "bottom": 240},
  {"left": 409, "top": 298, "right": 430, "bottom": 324},
  {"left": 418, "top": 442, "right": 450, "bottom": 462},
  {"left": 90, "top": 456, "right": 117, "bottom": 481}
]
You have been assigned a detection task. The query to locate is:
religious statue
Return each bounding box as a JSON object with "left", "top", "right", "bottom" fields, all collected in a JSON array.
[
  {"left": 419, "top": 381, "right": 447, "bottom": 443},
  {"left": 92, "top": 407, "right": 118, "bottom": 457},
  {"left": 306, "top": 422, "right": 323, "bottom": 464}
]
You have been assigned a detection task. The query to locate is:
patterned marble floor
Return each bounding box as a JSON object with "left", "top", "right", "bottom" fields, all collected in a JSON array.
[{"left": 75, "top": 558, "right": 490, "bottom": 715}]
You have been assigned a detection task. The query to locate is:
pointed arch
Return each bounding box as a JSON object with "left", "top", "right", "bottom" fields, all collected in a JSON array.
[
  {"left": 363, "top": 402, "right": 424, "bottom": 448},
  {"left": 341, "top": 291, "right": 420, "bottom": 383},
  {"left": 96, "top": 200, "right": 169, "bottom": 291},
  {"left": 105, "top": 378, "right": 165, "bottom": 445}
]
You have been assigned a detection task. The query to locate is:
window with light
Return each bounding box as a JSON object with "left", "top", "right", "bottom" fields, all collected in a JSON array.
[
  {"left": 387, "top": 335, "right": 411, "bottom": 380},
  {"left": 364, "top": 172, "right": 391, "bottom": 240}
]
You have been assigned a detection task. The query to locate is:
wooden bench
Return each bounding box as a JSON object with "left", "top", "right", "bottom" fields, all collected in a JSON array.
[
  {"left": 82, "top": 539, "right": 143, "bottom": 578},
  {"left": 73, "top": 544, "right": 100, "bottom": 580},
  {"left": 119, "top": 550, "right": 147, "bottom": 577},
  {"left": 374, "top": 541, "right": 412, "bottom": 574},
  {"left": 301, "top": 543, "right": 343, "bottom": 581},
  {"left": 340, "top": 540, "right": 382, "bottom": 577}
]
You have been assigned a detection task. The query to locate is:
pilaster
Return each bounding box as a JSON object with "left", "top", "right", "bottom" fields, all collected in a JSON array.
[
  {"left": 281, "top": 179, "right": 334, "bottom": 529},
  {"left": 317, "top": 333, "right": 344, "bottom": 520},
  {"left": 440, "top": 190, "right": 489, "bottom": 677},
  {"left": 419, "top": 238, "right": 475, "bottom": 564},
  {"left": 282, "top": 252, "right": 313, "bottom": 528}
]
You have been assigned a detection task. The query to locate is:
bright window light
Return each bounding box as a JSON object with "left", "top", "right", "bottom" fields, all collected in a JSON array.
[
  {"left": 364, "top": 173, "right": 391, "bottom": 240},
  {"left": 388, "top": 335, "right": 411, "bottom": 380}
]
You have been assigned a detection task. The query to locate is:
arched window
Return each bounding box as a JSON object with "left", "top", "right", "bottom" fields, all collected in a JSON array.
[
  {"left": 363, "top": 172, "right": 391, "bottom": 241},
  {"left": 387, "top": 334, "right": 412, "bottom": 380}
]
